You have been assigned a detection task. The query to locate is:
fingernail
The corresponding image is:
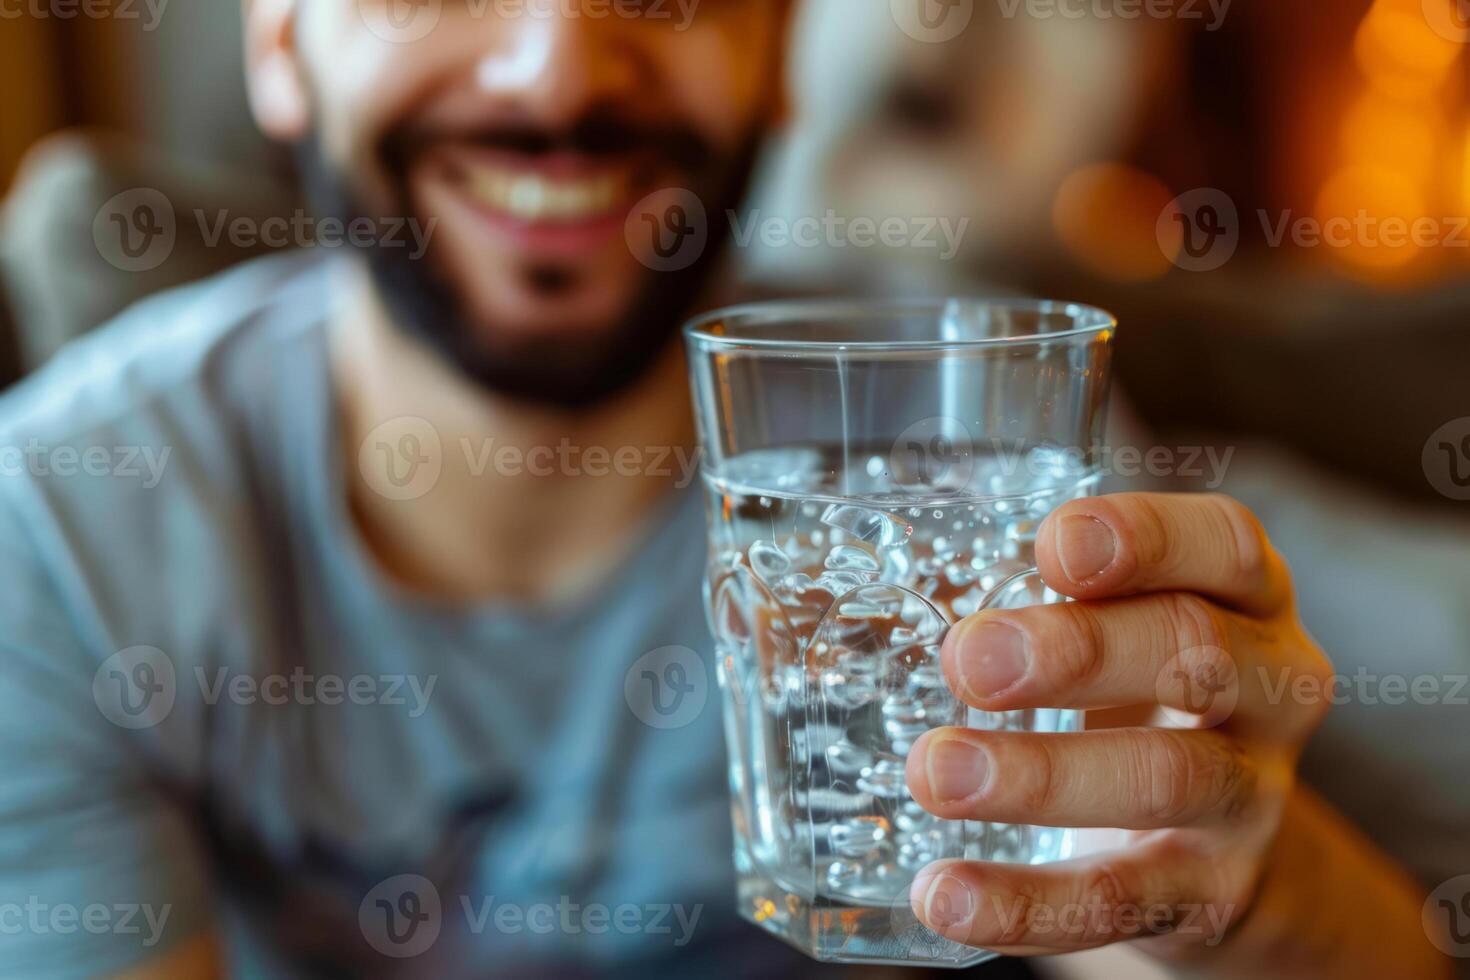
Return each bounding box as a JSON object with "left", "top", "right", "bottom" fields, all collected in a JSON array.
[
  {"left": 923, "top": 872, "right": 975, "bottom": 930},
  {"left": 953, "top": 622, "right": 1029, "bottom": 699},
  {"left": 925, "top": 735, "right": 989, "bottom": 804},
  {"left": 1058, "top": 515, "right": 1117, "bottom": 581}
]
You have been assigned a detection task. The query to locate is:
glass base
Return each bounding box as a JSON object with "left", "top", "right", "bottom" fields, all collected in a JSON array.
[{"left": 736, "top": 870, "right": 997, "bottom": 968}]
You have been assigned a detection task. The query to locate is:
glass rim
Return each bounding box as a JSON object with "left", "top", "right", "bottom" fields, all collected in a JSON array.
[{"left": 683, "top": 297, "right": 1117, "bottom": 353}]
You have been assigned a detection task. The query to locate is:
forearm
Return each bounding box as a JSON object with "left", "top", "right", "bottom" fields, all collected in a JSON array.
[{"left": 1195, "top": 785, "right": 1450, "bottom": 980}]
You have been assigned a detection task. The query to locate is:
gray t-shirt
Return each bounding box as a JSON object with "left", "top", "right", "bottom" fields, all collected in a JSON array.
[
  {"left": 0, "top": 253, "right": 791, "bottom": 979},
  {"left": 0, "top": 253, "right": 1465, "bottom": 978}
]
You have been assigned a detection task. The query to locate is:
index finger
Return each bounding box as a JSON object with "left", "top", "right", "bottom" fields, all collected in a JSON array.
[{"left": 1035, "top": 493, "right": 1291, "bottom": 616}]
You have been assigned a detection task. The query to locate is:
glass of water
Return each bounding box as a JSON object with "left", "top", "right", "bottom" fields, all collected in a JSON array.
[{"left": 684, "top": 299, "right": 1117, "bottom": 968}]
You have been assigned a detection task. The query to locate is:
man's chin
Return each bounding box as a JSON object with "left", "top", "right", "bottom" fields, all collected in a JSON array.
[{"left": 457, "top": 280, "right": 646, "bottom": 346}]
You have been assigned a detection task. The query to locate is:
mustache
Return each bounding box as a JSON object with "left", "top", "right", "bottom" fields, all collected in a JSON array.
[{"left": 381, "top": 107, "right": 716, "bottom": 175}]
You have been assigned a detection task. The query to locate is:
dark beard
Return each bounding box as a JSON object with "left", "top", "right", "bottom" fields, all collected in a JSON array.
[{"left": 296, "top": 118, "right": 762, "bottom": 410}]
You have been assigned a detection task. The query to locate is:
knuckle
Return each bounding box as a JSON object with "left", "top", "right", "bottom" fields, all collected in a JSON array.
[
  {"left": 1164, "top": 592, "right": 1228, "bottom": 654},
  {"left": 1209, "top": 494, "right": 1270, "bottom": 586},
  {"left": 1075, "top": 862, "right": 1134, "bottom": 944},
  {"left": 1290, "top": 646, "right": 1336, "bottom": 732},
  {"left": 1128, "top": 494, "right": 1178, "bottom": 570},
  {"left": 1138, "top": 730, "right": 1198, "bottom": 824},
  {"left": 1045, "top": 603, "right": 1108, "bottom": 691},
  {"left": 992, "top": 878, "right": 1043, "bottom": 946},
  {"left": 1202, "top": 737, "right": 1256, "bottom": 823},
  {"left": 1017, "top": 736, "right": 1061, "bottom": 818}
]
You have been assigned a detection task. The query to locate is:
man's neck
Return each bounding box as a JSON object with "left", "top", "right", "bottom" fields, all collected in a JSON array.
[{"left": 331, "top": 265, "right": 699, "bottom": 606}]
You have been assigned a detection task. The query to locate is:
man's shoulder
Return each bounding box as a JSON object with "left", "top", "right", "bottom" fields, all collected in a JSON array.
[{"left": 0, "top": 250, "right": 332, "bottom": 448}]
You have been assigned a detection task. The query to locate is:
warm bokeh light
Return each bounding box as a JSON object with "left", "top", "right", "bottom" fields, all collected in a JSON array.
[
  {"left": 1322, "top": 0, "right": 1468, "bottom": 282},
  {"left": 1053, "top": 164, "right": 1177, "bottom": 283},
  {"left": 1354, "top": 0, "right": 1463, "bottom": 99},
  {"left": 1462, "top": 124, "right": 1470, "bottom": 217},
  {"left": 1340, "top": 93, "right": 1439, "bottom": 186},
  {"left": 1315, "top": 164, "right": 1428, "bottom": 272}
]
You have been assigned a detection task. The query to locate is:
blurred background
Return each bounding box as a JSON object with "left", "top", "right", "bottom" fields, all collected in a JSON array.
[{"left": 1, "top": 0, "right": 1468, "bottom": 509}]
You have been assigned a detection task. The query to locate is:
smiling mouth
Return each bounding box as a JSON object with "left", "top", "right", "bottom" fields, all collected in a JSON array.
[{"left": 465, "top": 167, "right": 631, "bottom": 225}]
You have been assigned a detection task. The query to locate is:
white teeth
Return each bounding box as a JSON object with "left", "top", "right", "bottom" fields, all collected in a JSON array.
[{"left": 466, "top": 168, "right": 624, "bottom": 223}]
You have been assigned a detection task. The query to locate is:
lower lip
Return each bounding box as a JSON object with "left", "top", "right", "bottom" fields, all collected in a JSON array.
[{"left": 452, "top": 182, "right": 632, "bottom": 257}]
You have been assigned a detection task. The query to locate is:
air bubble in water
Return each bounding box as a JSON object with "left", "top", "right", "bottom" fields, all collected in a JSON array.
[
  {"left": 821, "top": 504, "right": 912, "bottom": 550},
  {"left": 815, "top": 570, "right": 867, "bottom": 596},
  {"left": 944, "top": 561, "right": 978, "bottom": 587},
  {"left": 829, "top": 816, "right": 889, "bottom": 858},
  {"left": 826, "top": 860, "right": 862, "bottom": 891},
  {"left": 856, "top": 758, "right": 908, "bottom": 798},
  {"left": 825, "top": 545, "right": 881, "bottom": 574},
  {"left": 826, "top": 737, "right": 875, "bottom": 778},
  {"left": 821, "top": 663, "right": 880, "bottom": 709},
  {"left": 747, "top": 540, "right": 791, "bottom": 582}
]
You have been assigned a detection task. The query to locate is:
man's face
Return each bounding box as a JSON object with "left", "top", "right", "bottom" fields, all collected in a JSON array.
[{"left": 249, "top": 1, "right": 788, "bottom": 404}]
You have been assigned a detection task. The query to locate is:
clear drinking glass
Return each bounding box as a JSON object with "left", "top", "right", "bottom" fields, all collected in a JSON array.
[{"left": 684, "top": 299, "right": 1116, "bottom": 968}]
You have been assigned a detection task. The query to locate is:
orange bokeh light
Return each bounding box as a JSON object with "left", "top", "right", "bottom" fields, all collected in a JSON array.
[
  {"left": 1314, "top": 165, "right": 1429, "bottom": 272},
  {"left": 1053, "top": 164, "right": 1177, "bottom": 282},
  {"left": 1354, "top": 1, "right": 1463, "bottom": 98}
]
